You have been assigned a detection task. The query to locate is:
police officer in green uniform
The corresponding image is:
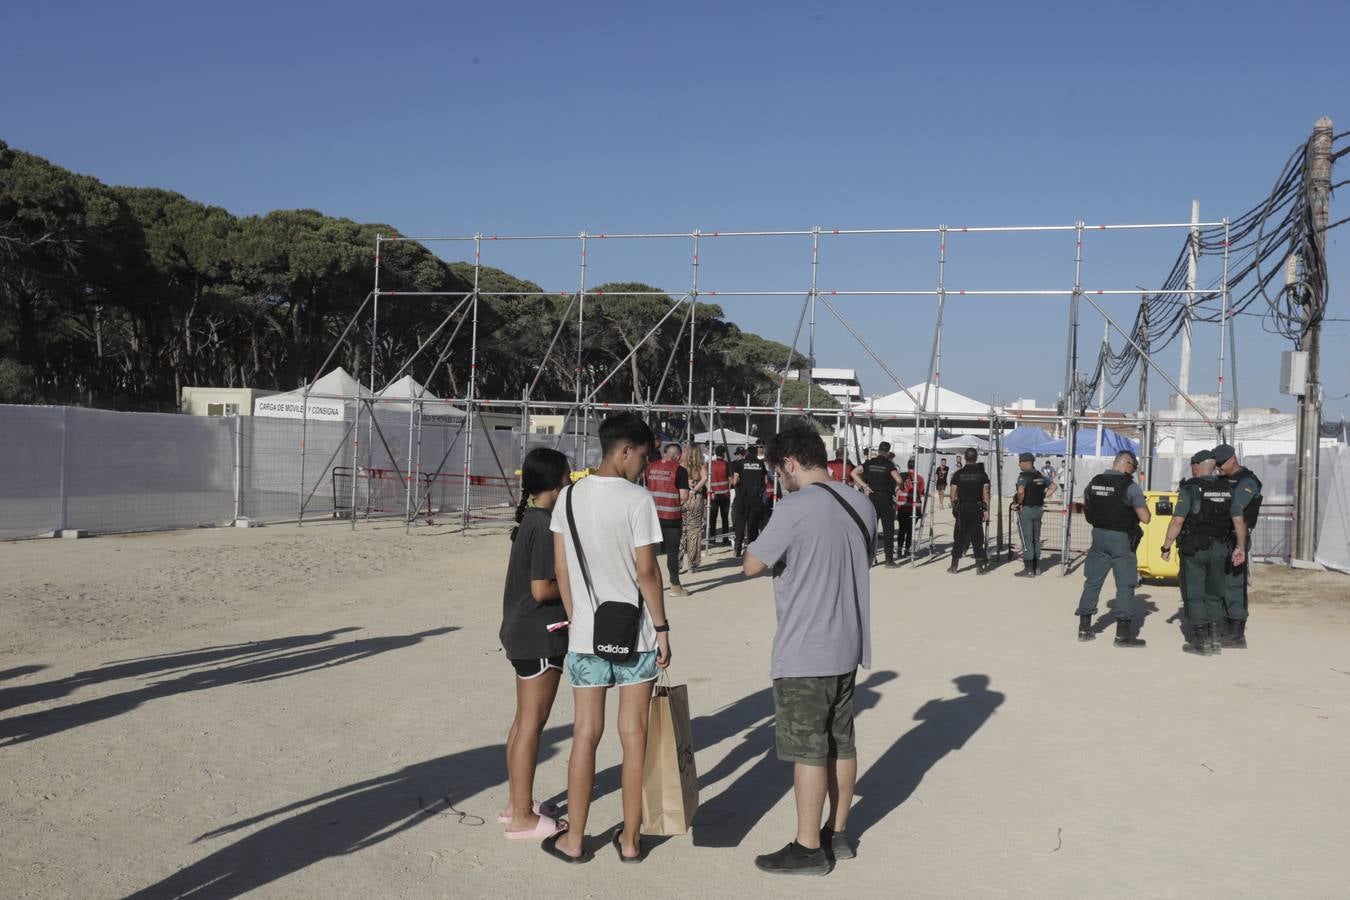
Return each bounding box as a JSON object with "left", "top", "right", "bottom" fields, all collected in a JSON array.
[
  {"left": 1160, "top": 450, "right": 1227, "bottom": 656},
  {"left": 947, "top": 447, "right": 992, "bottom": 575},
  {"left": 1012, "top": 452, "right": 1056, "bottom": 577},
  {"left": 1075, "top": 450, "right": 1152, "bottom": 645},
  {"left": 1214, "top": 443, "right": 1261, "bottom": 648}
]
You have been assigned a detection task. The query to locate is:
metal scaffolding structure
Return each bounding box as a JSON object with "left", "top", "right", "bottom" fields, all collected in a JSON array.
[{"left": 300, "top": 217, "right": 1238, "bottom": 575}]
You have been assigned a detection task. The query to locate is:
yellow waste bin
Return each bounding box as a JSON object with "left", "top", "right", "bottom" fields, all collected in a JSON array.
[
  {"left": 569, "top": 468, "right": 592, "bottom": 483},
  {"left": 1136, "top": 490, "right": 1181, "bottom": 581}
]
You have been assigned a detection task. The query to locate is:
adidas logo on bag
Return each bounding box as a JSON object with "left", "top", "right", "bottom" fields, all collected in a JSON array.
[{"left": 596, "top": 643, "right": 630, "bottom": 654}]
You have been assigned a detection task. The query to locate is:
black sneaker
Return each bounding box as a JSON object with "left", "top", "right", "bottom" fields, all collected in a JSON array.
[
  {"left": 820, "top": 827, "right": 854, "bottom": 861},
  {"left": 754, "top": 841, "right": 832, "bottom": 876}
]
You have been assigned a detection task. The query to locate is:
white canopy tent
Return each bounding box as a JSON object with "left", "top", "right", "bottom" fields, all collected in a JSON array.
[
  {"left": 1154, "top": 414, "right": 1301, "bottom": 457},
  {"left": 376, "top": 375, "right": 466, "bottom": 426},
  {"left": 695, "top": 428, "right": 755, "bottom": 446},
  {"left": 859, "top": 383, "right": 990, "bottom": 418},
  {"left": 253, "top": 367, "right": 371, "bottom": 420},
  {"left": 935, "top": 434, "right": 991, "bottom": 451}
]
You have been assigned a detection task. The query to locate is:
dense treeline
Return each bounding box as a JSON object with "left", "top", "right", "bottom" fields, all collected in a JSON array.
[{"left": 0, "top": 141, "right": 834, "bottom": 413}]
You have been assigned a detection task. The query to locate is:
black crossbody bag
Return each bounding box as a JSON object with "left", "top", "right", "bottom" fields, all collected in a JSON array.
[{"left": 565, "top": 483, "right": 644, "bottom": 663}]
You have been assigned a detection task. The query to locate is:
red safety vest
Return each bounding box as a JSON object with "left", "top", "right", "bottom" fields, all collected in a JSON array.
[
  {"left": 646, "top": 459, "right": 683, "bottom": 521},
  {"left": 709, "top": 459, "right": 730, "bottom": 497},
  {"left": 826, "top": 460, "right": 854, "bottom": 483},
  {"left": 896, "top": 473, "right": 926, "bottom": 511}
]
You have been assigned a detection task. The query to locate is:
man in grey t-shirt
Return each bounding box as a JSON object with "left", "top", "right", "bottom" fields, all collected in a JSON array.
[{"left": 744, "top": 423, "right": 876, "bottom": 876}]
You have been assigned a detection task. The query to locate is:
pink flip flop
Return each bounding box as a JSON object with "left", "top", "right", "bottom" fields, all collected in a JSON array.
[
  {"left": 504, "top": 814, "right": 566, "bottom": 841},
  {"left": 498, "top": 800, "right": 560, "bottom": 824}
]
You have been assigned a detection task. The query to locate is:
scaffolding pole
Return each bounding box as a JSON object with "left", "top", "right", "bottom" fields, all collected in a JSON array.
[
  {"left": 342, "top": 216, "right": 1247, "bottom": 533},
  {"left": 1059, "top": 222, "right": 1084, "bottom": 574},
  {"left": 461, "top": 235, "right": 482, "bottom": 529}
]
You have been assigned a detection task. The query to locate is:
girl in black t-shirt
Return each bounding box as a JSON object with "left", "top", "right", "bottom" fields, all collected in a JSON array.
[{"left": 500, "top": 447, "right": 571, "bottom": 839}]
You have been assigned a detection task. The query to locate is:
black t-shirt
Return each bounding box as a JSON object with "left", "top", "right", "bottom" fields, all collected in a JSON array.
[
  {"left": 737, "top": 457, "right": 767, "bottom": 495},
  {"left": 953, "top": 463, "right": 990, "bottom": 503},
  {"left": 499, "top": 507, "right": 567, "bottom": 660},
  {"left": 935, "top": 465, "right": 950, "bottom": 484},
  {"left": 676, "top": 466, "right": 690, "bottom": 491},
  {"left": 861, "top": 456, "right": 898, "bottom": 495}
]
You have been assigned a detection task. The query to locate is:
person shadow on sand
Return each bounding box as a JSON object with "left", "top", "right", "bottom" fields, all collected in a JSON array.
[
  {"left": 688, "top": 670, "right": 898, "bottom": 848},
  {"left": 846, "top": 674, "right": 1005, "bottom": 841}
]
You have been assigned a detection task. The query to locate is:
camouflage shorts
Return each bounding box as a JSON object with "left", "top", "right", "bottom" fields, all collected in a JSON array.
[{"left": 772, "top": 670, "right": 857, "bottom": 766}]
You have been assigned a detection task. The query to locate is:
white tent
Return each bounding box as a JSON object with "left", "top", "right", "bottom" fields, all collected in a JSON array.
[
  {"left": 376, "top": 375, "right": 466, "bottom": 425},
  {"left": 254, "top": 367, "right": 371, "bottom": 420},
  {"left": 695, "top": 428, "right": 755, "bottom": 445},
  {"left": 1154, "top": 414, "right": 1301, "bottom": 457},
  {"left": 859, "top": 383, "right": 990, "bottom": 418},
  {"left": 1316, "top": 445, "right": 1350, "bottom": 573},
  {"left": 935, "top": 434, "right": 991, "bottom": 451}
]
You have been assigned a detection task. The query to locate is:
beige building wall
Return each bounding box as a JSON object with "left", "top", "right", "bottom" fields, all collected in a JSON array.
[{"left": 180, "top": 386, "right": 278, "bottom": 417}]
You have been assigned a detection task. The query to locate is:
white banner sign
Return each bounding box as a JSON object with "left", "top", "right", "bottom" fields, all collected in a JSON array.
[{"left": 253, "top": 397, "right": 346, "bottom": 420}]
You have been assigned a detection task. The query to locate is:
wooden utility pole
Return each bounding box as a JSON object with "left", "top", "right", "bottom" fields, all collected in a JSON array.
[{"left": 1294, "top": 116, "right": 1334, "bottom": 561}]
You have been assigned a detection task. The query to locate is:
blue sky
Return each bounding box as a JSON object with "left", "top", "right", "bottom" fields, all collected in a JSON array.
[{"left": 2, "top": 0, "right": 1347, "bottom": 418}]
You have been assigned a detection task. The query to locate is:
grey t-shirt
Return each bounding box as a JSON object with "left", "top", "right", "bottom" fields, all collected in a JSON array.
[
  {"left": 747, "top": 481, "right": 876, "bottom": 679},
  {"left": 1125, "top": 482, "right": 1146, "bottom": 508}
]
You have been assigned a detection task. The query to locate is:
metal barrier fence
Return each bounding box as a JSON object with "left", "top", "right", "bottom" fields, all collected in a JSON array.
[
  {"left": 0, "top": 404, "right": 1340, "bottom": 557},
  {"left": 1004, "top": 502, "right": 1093, "bottom": 562},
  {"left": 0, "top": 405, "right": 524, "bottom": 539},
  {"left": 331, "top": 466, "right": 518, "bottom": 523},
  {"left": 1004, "top": 499, "right": 1295, "bottom": 564}
]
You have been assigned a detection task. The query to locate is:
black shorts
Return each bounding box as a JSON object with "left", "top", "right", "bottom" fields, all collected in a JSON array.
[{"left": 510, "top": 656, "right": 564, "bottom": 680}]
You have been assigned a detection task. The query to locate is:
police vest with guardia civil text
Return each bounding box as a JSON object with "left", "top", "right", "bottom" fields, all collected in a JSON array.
[{"left": 1083, "top": 471, "right": 1138, "bottom": 533}]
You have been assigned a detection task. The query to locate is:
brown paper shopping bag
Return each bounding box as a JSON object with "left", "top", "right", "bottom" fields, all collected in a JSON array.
[{"left": 641, "top": 675, "right": 699, "bottom": 835}]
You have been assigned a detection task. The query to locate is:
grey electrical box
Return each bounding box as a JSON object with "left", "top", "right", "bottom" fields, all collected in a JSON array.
[{"left": 1280, "top": 350, "right": 1308, "bottom": 395}]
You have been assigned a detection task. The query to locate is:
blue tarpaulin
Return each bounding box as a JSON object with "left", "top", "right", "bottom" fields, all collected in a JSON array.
[
  {"left": 1029, "top": 427, "right": 1140, "bottom": 457},
  {"left": 1001, "top": 426, "right": 1053, "bottom": 454}
]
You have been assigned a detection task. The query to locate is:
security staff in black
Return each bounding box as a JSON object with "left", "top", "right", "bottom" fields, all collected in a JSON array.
[
  {"left": 1075, "top": 451, "right": 1151, "bottom": 646},
  {"left": 1161, "top": 450, "right": 1227, "bottom": 655},
  {"left": 850, "top": 441, "right": 902, "bottom": 566},
  {"left": 732, "top": 444, "right": 769, "bottom": 556},
  {"left": 1012, "top": 452, "right": 1056, "bottom": 577},
  {"left": 1214, "top": 443, "right": 1262, "bottom": 648},
  {"left": 947, "top": 447, "right": 991, "bottom": 574}
]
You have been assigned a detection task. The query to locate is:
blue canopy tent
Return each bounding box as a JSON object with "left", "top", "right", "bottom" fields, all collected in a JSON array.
[
  {"left": 1001, "top": 426, "right": 1053, "bottom": 454},
  {"left": 1029, "top": 427, "right": 1140, "bottom": 457}
]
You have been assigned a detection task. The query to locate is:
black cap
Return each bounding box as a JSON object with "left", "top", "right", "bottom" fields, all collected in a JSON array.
[
  {"left": 1018, "top": 452, "right": 1035, "bottom": 463},
  {"left": 1212, "top": 444, "right": 1237, "bottom": 464},
  {"left": 906, "top": 458, "right": 916, "bottom": 469},
  {"left": 1190, "top": 449, "right": 1215, "bottom": 465}
]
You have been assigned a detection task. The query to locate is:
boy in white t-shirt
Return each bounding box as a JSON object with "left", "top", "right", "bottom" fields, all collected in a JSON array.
[{"left": 544, "top": 412, "right": 672, "bottom": 865}]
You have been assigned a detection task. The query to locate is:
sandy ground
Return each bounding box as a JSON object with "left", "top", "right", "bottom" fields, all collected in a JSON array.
[{"left": 2, "top": 516, "right": 1349, "bottom": 899}]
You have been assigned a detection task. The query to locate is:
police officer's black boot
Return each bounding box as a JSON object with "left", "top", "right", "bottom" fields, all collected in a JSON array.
[
  {"left": 1113, "top": 618, "right": 1146, "bottom": 648},
  {"left": 977, "top": 558, "right": 992, "bottom": 575},
  {"left": 947, "top": 557, "right": 959, "bottom": 574},
  {"left": 1183, "top": 623, "right": 1215, "bottom": 657},
  {"left": 1223, "top": 618, "right": 1247, "bottom": 649},
  {"left": 1077, "top": 613, "right": 1094, "bottom": 641},
  {"left": 1014, "top": 561, "right": 1033, "bottom": 577},
  {"left": 1206, "top": 622, "right": 1224, "bottom": 655}
]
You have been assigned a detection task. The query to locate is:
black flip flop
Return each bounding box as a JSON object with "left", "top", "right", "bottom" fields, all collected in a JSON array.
[
  {"left": 541, "top": 831, "right": 592, "bottom": 865},
  {"left": 612, "top": 827, "right": 644, "bottom": 864}
]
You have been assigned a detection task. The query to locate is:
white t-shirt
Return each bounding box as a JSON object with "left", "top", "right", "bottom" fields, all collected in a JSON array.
[{"left": 549, "top": 475, "right": 663, "bottom": 655}]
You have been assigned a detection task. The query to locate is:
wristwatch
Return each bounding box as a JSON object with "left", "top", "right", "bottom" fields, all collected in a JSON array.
[
  {"left": 654, "top": 623, "right": 670, "bottom": 633},
  {"left": 1161, "top": 545, "right": 1171, "bottom": 552}
]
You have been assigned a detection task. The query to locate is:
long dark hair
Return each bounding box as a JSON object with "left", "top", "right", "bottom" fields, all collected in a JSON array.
[{"left": 511, "top": 447, "right": 571, "bottom": 541}]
